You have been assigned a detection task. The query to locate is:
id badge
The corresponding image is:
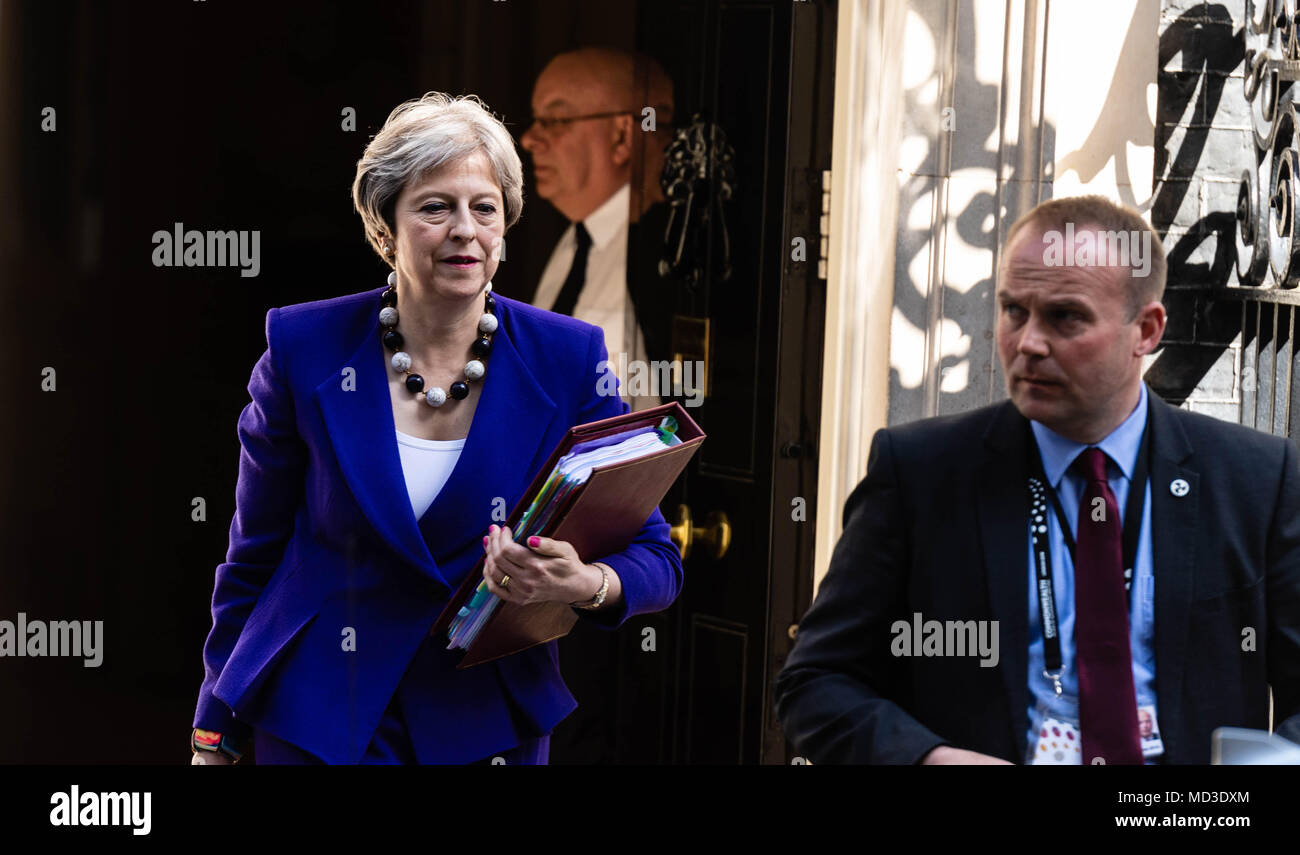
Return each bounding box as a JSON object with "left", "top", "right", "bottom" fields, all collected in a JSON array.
[
  {"left": 1137, "top": 704, "right": 1164, "bottom": 760},
  {"left": 1027, "top": 700, "right": 1082, "bottom": 765}
]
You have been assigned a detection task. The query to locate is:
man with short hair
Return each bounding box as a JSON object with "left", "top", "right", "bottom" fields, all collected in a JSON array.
[
  {"left": 775, "top": 195, "right": 1300, "bottom": 764},
  {"left": 521, "top": 47, "right": 674, "bottom": 411},
  {"left": 520, "top": 50, "right": 678, "bottom": 762}
]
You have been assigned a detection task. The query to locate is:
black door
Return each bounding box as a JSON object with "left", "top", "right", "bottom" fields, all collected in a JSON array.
[{"left": 550, "top": 0, "right": 836, "bottom": 764}]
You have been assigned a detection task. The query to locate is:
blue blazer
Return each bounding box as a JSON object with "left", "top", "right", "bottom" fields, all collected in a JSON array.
[{"left": 193, "top": 286, "right": 684, "bottom": 763}]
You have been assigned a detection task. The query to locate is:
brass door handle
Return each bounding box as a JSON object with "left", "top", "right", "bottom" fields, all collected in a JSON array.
[{"left": 669, "top": 503, "right": 731, "bottom": 561}]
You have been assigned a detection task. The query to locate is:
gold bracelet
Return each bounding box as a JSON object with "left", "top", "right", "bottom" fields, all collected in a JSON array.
[{"left": 572, "top": 563, "right": 610, "bottom": 609}]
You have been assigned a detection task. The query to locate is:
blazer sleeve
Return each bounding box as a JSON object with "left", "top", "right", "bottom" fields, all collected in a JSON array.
[
  {"left": 193, "top": 308, "right": 308, "bottom": 741},
  {"left": 1267, "top": 437, "right": 1300, "bottom": 742},
  {"left": 568, "top": 324, "right": 684, "bottom": 629},
  {"left": 773, "top": 428, "right": 949, "bottom": 764}
]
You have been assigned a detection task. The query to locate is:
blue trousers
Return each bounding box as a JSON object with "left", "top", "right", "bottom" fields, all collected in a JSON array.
[{"left": 254, "top": 693, "right": 551, "bottom": 765}]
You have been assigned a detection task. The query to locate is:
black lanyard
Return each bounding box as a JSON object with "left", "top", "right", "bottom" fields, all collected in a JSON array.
[{"left": 1027, "top": 418, "right": 1151, "bottom": 695}]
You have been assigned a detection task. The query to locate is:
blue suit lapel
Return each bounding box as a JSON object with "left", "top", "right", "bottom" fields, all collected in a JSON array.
[
  {"left": 313, "top": 292, "right": 560, "bottom": 594},
  {"left": 313, "top": 292, "right": 442, "bottom": 587},
  {"left": 416, "top": 302, "right": 559, "bottom": 578}
]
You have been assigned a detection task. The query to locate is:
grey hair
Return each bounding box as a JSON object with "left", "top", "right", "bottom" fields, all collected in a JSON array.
[{"left": 352, "top": 92, "right": 524, "bottom": 266}]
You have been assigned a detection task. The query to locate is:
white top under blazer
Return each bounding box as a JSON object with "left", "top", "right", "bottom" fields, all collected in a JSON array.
[{"left": 394, "top": 429, "right": 465, "bottom": 520}]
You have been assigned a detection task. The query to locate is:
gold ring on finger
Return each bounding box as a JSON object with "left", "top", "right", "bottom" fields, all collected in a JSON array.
[{"left": 500, "top": 574, "right": 511, "bottom": 589}]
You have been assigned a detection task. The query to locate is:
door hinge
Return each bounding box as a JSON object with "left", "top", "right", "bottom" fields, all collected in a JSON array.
[{"left": 818, "top": 169, "right": 831, "bottom": 280}]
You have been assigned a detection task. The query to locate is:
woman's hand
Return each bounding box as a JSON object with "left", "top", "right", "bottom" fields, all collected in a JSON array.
[{"left": 481, "top": 525, "right": 619, "bottom": 607}]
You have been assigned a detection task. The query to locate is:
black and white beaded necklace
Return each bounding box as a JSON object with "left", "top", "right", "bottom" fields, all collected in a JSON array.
[{"left": 378, "top": 271, "right": 498, "bottom": 407}]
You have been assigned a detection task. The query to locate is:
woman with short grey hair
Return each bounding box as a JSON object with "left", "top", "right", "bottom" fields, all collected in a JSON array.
[
  {"left": 190, "top": 92, "right": 682, "bottom": 765},
  {"left": 354, "top": 92, "right": 526, "bottom": 256}
]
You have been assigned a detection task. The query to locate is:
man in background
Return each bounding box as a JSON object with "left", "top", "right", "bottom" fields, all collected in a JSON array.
[
  {"left": 521, "top": 46, "right": 675, "bottom": 411},
  {"left": 520, "top": 48, "right": 680, "bottom": 763}
]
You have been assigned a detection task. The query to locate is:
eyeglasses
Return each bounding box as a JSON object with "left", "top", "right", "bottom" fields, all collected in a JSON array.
[{"left": 526, "top": 110, "right": 638, "bottom": 133}]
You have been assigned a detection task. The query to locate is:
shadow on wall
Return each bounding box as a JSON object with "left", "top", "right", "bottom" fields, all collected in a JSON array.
[
  {"left": 1054, "top": 0, "right": 1161, "bottom": 210},
  {"left": 895, "top": 1, "right": 1242, "bottom": 416},
  {"left": 1146, "top": 3, "right": 1244, "bottom": 406},
  {"left": 890, "top": 0, "right": 1056, "bottom": 419}
]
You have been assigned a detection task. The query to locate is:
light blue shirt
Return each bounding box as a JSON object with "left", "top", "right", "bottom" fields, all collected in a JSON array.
[{"left": 1024, "top": 383, "right": 1158, "bottom": 762}]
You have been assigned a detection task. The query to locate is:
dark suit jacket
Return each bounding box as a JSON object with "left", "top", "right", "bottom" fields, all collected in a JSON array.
[
  {"left": 193, "top": 286, "right": 683, "bottom": 764},
  {"left": 627, "top": 201, "right": 674, "bottom": 369},
  {"left": 775, "top": 385, "right": 1300, "bottom": 764}
]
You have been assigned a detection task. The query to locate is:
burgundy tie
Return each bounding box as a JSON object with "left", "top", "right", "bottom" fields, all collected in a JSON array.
[{"left": 1073, "top": 448, "right": 1143, "bottom": 765}]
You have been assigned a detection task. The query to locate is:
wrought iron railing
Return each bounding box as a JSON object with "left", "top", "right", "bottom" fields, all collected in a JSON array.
[{"left": 1232, "top": 0, "right": 1300, "bottom": 435}]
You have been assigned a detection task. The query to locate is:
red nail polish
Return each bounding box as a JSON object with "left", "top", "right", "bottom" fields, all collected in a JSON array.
[
  {"left": 528, "top": 536, "right": 540, "bottom": 548},
  {"left": 483, "top": 536, "right": 489, "bottom": 547}
]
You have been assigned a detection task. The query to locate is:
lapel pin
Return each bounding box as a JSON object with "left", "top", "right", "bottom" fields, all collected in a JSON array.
[{"left": 1170, "top": 478, "right": 1190, "bottom": 497}]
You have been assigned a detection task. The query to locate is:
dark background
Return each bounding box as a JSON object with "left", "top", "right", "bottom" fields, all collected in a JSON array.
[{"left": 0, "top": 0, "right": 659, "bottom": 762}]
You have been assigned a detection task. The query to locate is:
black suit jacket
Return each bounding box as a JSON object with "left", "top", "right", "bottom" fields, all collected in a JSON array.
[
  {"left": 775, "top": 385, "right": 1300, "bottom": 763},
  {"left": 626, "top": 201, "right": 674, "bottom": 368}
]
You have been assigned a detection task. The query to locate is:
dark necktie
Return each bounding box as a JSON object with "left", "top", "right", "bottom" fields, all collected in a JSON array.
[
  {"left": 1072, "top": 448, "right": 1143, "bottom": 765},
  {"left": 549, "top": 222, "right": 592, "bottom": 316}
]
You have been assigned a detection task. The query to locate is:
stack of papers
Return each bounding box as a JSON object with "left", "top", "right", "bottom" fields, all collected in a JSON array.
[{"left": 447, "top": 422, "right": 682, "bottom": 650}]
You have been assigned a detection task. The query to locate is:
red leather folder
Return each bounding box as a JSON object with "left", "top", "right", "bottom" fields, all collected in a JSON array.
[{"left": 430, "top": 401, "right": 705, "bottom": 668}]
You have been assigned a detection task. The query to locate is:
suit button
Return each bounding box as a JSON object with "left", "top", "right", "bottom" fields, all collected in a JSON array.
[{"left": 1170, "top": 478, "right": 1190, "bottom": 497}]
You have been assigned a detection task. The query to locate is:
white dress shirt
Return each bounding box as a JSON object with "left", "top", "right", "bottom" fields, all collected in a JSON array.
[{"left": 532, "top": 182, "right": 660, "bottom": 410}]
